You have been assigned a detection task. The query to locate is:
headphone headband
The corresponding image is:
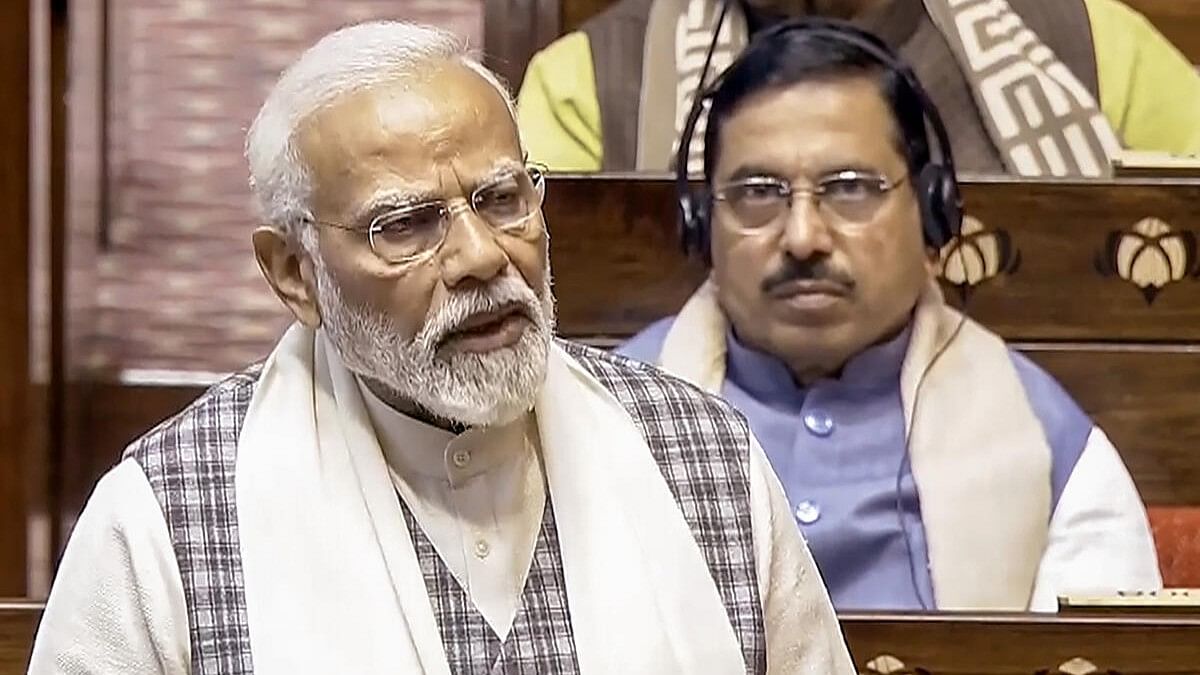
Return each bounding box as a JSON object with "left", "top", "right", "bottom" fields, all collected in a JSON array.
[{"left": 675, "top": 15, "right": 964, "bottom": 257}]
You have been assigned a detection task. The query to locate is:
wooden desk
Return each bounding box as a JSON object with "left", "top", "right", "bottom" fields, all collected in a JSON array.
[
  {"left": 3, "top": 600, "right": 1196, "bottom": 673},
  {"left": 0, "top": 601, "right": 40, "bottom": 674},
  {"left": 842, "top": 612, "right": 1200, "bottom": 674}
]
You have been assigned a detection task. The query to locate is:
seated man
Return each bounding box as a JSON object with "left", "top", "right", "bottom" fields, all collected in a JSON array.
[
  {"left": 29, "top": 21, "right": 854, "bottom": 674},
  {"left": 618, "top": 20, "right": 1162, "bottom": 611},
  {"left": 517, "top": 0, "right": 1200, "bottom": 174}
]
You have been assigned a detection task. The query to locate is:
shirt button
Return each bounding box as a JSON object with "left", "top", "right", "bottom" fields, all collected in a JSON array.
[
  {"left": 474, "top": 539, "right": 491, "bottom": 559},
  {"left": 451, "top": 450, "right": 471, "bottom": 468},
  {"left": 794, "top": 501, "right": 821, "bottom": 525},
  {"left": 802, "top": 410, "right": 834, "bottom": 437}
]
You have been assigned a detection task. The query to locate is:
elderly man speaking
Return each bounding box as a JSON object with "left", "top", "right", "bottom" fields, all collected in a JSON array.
[{"left": 29, "top": 21, "right": 852, "bottom": 675}]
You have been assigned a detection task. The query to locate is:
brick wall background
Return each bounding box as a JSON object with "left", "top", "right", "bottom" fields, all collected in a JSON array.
[{"left": 74, "top": 0, "right": 484, "bottom": 375}]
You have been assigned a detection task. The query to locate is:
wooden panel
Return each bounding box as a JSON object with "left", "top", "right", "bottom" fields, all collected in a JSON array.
[
  {"left": 1025, "top": 346, "right": 1200, "bottom": 506},
  {"left": 0, "top": 0, "right": 33, "bottom": 596},
  {"left": 483, "top": 0, "right": 560, "bottom": 93},
  {"left": 561, "top": 0, "right": 619, "bottom": 33},
  {"left": 1127, "top": 0, "right": 1200, "bottom": 64},
  {"left": 0, "top": 602, "right": 40, "bottom": 675},
  {"left": 544, "top": 175, "right": 1200, "bottom": 341},
  {"left": 841, "top": 612, "right": 1200, "bottom": 674},
  {"left": 61, "top": 382, "right": 200, "bottom": 524}
]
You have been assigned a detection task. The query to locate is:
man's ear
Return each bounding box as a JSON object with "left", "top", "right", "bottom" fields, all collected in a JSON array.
[{"left": 252, "top": 226, "right": 322, "bottom": 327}]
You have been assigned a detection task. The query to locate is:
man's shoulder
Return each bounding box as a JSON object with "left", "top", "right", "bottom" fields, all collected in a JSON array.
[
  {"left": 557, "top": 337, "right": 748, "bottom": 429},
  {"left": 123, "top": 364, "right": 264, "bottom": 470}
]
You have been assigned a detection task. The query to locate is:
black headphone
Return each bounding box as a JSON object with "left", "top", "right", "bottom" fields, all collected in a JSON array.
[{"left": 675, "top": 16, "right": 964, "bottom": 260}]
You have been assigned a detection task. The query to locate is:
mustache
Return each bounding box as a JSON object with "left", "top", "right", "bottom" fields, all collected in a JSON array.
[
  {"left": 417, "top": 277, "right": 544, "bottom": 350},
  {"left": 760, "top": 256, "right": 855, "bottom": 294}
]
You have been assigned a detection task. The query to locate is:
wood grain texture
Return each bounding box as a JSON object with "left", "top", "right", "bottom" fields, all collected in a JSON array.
[
  {"left": 0, "top": 0, "right": 33, "bottom": 596},
  {"left": 1026, "top": 345, "right": 1200, "bottom": 507},
  {"left": 483, "top": 0, "right": 561, "bottom": 93},
  {"left": 841, "top": 612, "right": 1200, "bottom": 674},
  {"left": 560, "top": 0, "right": 619, "bottom": 33},
  {"left": 543, "top": 175, "right": 1200, "bottom": 341},
  {"left": 60, "top": 383, "right": 201, "bottom": 525},
  {"left": 0, "top": 602, "right": 40, "bottom": 674}
]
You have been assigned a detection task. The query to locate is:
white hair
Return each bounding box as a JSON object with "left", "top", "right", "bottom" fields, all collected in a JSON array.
[{"left": 245, "top": 20, "right": 516, "bottom": 238}]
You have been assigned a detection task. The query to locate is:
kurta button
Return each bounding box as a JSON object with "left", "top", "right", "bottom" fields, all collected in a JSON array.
[
  {"left": 794, "top": 501, "right": 821, "bottom": 525},
  {"left": 451, "top": 450, "right": 471, "bottom": 468},
  {"left": 803, "top": 410, "right": 834, "bottom": 437},
  {"left": 474, "top": 539, "right": 491, "bottom": 559}
]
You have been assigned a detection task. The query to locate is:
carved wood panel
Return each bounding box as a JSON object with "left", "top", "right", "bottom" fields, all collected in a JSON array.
[{"left": 543, "top": 176, "right": 1200, "bottom": 341}]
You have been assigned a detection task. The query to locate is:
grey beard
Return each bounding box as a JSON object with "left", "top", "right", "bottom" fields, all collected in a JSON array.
[{"left": 313, "top": 260, "right": 556, "bottom": 428}]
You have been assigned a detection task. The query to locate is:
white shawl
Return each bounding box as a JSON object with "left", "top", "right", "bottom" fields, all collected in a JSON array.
[
  {"left": 659, "top": 280, "right": 1053, "bottom": 610},
  {"left": 233, "top": 324, "right": 747, "bottom": 673}
]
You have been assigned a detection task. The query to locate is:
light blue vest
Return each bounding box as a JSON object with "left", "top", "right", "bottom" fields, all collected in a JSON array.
[{"left": 619, "top": 318, "right": 1094, "bottom": 610}]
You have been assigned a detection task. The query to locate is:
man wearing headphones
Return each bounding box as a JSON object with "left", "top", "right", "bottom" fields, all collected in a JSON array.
[
  {"left": 516, "top": 0, "right": 1200, "bottom": 175},
  {"left": 618, "top": 21, "right": 1162, "bottom": 611}
]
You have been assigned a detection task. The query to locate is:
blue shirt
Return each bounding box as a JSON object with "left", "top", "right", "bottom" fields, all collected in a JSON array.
[{"left": 618, "top": 316, "right": 1093, "bottom": 610}]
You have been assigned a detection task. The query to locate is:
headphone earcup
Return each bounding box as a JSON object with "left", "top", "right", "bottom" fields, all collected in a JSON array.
[
  {"left": 917, "top": 164, "right": 961, "bottom": 249},
  {"left": 697, "top": 197, "right": 713, "bottom": 266},
  {"left": 679, "top": 194, "right": 697, "bottom": 255},
  {"left": 678, "top": 189, "right": 714, "bottom": 262}
]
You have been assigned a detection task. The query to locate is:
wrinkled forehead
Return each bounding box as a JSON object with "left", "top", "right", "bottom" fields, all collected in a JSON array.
[{"left": 296, "top": 61, "right": 522, "bottom": 198}]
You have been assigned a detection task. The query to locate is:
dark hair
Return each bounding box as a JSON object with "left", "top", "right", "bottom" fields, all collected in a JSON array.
[{"left": 700, "top": 25, "right": 932, "bottom": 185}]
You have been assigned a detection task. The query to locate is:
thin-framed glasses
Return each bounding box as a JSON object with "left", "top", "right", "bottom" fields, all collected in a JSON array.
[
  {"left": 309, "top": 164, "right": 547, "bottom": 265},
  {"left": 712, "top": 169, "right": 909, "bottom": 232}
]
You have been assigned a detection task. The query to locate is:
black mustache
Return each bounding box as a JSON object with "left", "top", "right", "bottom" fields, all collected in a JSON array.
[{"left": 760, "top": 256, "right": 855, "bottom": 294}]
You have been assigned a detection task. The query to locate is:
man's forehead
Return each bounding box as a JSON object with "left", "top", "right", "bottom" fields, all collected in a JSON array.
[
  {"left": 298, "top": 67, "right": 519, "bottom": 174},
  {"left": 298, "top": 61, "right": 517, "bottom": 154},
  {"left": 716, "top": 76, "right": 903, "bottom": 175}
]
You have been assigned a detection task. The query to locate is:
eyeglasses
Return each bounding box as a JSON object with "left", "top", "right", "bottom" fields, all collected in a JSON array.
[
  {"left": 309, "top": 164, "right": 547, "bottom": 266},
  {"left": 712, "top": 169, "right": 909, "bottom": 232}
]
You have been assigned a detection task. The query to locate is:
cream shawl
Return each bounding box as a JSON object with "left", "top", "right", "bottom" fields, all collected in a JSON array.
[
  {"left": 234, "top": 324, "right": 747, "bottom": 672},
  {"left": 658, "top": 280, "right": 1052, "bottom": 610}
]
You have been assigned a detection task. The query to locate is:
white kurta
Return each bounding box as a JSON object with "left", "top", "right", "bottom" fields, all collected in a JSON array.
[{"left": 30, "top": 337, "right": 853, "bottom": 674}]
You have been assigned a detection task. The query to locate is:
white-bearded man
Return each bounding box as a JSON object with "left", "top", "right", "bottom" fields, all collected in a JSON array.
[{"left": 29, "top": 21, "right": 853, "bottom": 675}]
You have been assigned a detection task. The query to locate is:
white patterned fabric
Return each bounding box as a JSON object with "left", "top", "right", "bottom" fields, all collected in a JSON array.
[{"left": 922, "top": 0, "right": 1121, "bottom": 177}]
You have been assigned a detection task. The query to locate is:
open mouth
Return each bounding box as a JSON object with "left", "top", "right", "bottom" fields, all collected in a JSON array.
[{"left": 440, "top": 303, "right": 532, "bottom": 353}]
